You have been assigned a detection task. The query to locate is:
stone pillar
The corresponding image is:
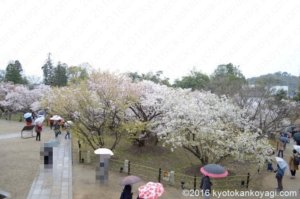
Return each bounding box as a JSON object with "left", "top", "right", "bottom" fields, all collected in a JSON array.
[
  {"left": 124, "top": 159, "right": 129, "bottom": 173},
  {"left": 87, "top": 150, "right": 91, "bottom": 163},
  {"left": 94, "top": 148, "right": 114, "bottom": 184},
  {"left": 169, "top": 171, "right": 175, "bottom": 185}
]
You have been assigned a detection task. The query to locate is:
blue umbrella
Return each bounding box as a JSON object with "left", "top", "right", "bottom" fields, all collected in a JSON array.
[
  {"left": 279, "top": 136, "right": 289, "bottom": 143},
  {"left": 23, "top": 112, "right": 32, "bottom": 119}
]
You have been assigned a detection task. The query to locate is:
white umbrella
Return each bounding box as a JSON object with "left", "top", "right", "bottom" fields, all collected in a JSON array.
[
  {"left": 66, "top": 121, "right": 73, "bottom": 125},
  {"left": 120, "top": 175, "right": 142, "bottom": 186},
  {"left": 275, "top": 157, "right": 288, "bottom": 170},
  {"left": 94, "top": 148, "right": 114, "bottom": 155},
  {"left": 50, "top": 115, "right": 62, "bottom": 121},
  {"left": 293, "top": 145, "right": 300, "bottom": 153},
  {"left": 0, "top": 189, "right": 11, "bottom": 198},
  {"left": 23, "top": 112, "right": 32, "bottom": 119},
  {"left": 34, "top": 116, "right": 45, "bottom": 125}
]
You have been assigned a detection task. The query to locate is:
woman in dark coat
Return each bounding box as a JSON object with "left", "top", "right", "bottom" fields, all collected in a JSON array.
[
  {"left": 200, "top": 175, "right": 212, "bottom": 199},
  {"left": 120, "top": 185, "right": 132, "bottom": 199}
]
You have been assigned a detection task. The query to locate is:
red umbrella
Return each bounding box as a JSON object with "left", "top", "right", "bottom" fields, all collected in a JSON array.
[
  {"left": 138, "top": 182, "right": 164, "bottom": 199},
  {"left": 200, "top": 164, "right": 228, "bottom": 178}
]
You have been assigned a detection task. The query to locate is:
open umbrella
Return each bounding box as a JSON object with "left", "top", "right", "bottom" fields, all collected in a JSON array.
[
  {"left": 50, "top": 115, "right": 62, "bottom": 121},
  {"left": 0, "top": 189, "right": 11, "bottom": 198},
  {"left": 66, "top": 120, "right": 73, "bottom": 125},
  {"left": 275, "top": 157, "right": 288, "bottom": 170},
  {"left": 120, "top": 175, "right": 141, "bottom": 186},
  {"left": 23, "top": 112, "right": 32, "bottom": 119},
  {"left": 279, "top": 136, "right": 289, "bottom": 143},
  {"left": 200, "top": 164, "right": 228, "bottom": 178},
  {"left": 34, "top": 116, "right": 45, "bottom": 125},
  {"left": 293, "top": 132, "right": 300, "bottom": 143},
  {"left": 37, "top": 110, "right": 45, "bottom": 116},
  {"left": 94, "top": 148, "right": 114, "bottom": 156},
  {"left": 138, "top": 182, "right": 164, "bottom": 199},
  {"left": 293, "top": 145, "right": 300, "bottom": 153}
]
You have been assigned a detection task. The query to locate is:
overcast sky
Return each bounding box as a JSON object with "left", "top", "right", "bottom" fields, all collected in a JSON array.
[{"left": 1, "top": 0, "right": 300, "bottom": 81}]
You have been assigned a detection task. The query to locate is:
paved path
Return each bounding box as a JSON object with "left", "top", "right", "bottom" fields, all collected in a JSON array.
[
  {"left": 26, "top": 137, "right": 72, "bottom": 199},
  {"left": 0, "top": 133, "right": 20, "bottom": 140}
]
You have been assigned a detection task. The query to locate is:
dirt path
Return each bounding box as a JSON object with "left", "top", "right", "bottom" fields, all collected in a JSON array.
[{"left": 261, "top": 139, "right": 300, "bottom": 198}]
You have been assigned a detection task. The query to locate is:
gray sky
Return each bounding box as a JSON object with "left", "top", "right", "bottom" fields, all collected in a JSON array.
[{"left": 1, "top": 0, "right": 300, "bottom": 81}]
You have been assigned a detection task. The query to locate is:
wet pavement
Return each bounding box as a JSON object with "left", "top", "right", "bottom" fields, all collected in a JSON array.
[
  {"left": 0, "top": 133, "right": 20, "bottom": 140},
  {"left": 26, "top": 137, "right": 72, "bottom": 199}
]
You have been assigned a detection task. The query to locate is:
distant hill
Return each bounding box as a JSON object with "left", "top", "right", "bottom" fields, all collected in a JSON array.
[{"left": 247, "top": 72, "right": 299, "bottom": 97}]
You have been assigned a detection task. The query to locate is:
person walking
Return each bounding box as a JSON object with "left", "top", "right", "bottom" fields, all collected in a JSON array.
[
  {"left": 277, "top": 140, "right": 285, "bottom": 158},
  {"left": 35, "top": 124, "right": 42, "bottom": 141},
  {"left": 200, "top": 175, "right": 212, "bottom": 199},
  {"left": 274, "top": 164, "right": 285, "bottom": 191},
  {"left": 53, "top": 121, "right": 61, "bottom": 138},
  {"left": 65, "top": 123, "right": 71, "bottom": 139},
  {"left": 120, "top": 185, "right": 133, "bottom": 199},
  {"left": 288, "top": 149, "right": 299, "bottom": 179}
]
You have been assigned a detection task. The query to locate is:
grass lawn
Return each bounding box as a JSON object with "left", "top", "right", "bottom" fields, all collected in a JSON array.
[{"left": 71, "top": 134, "right": 259, "bottom": 190}]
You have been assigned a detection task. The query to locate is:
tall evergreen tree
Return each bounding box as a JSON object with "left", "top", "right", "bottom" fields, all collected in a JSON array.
[
  {"left": 42, "top": 53, "right": 54, "bottom": 85},
  {"left": 5, "top": 60, "right": 24, "bottom": 84},
  {"left": 53, "top": 62, "right": 68, "bottom": 87},
  {"left": 0, "top": 69, "right": 5, "bottom": 82},
  {"left": 209, "top": 63, "right": 246, "bottom": 96},
  {"left": 173, "top": 70, "right": 210, "bottom": 91}
]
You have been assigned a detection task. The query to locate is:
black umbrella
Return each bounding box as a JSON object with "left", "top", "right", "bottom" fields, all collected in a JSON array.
[
  {"left": 293, "top": 132, "right": 300, "bottom": 144},
  {"left": 200, "top": 164, "right": 228, "bottom": 178}
]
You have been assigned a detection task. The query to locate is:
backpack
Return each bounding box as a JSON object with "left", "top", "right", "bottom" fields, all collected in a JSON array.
[
  {"left": 35, "top": 125, "right": 42, "bottom": 133},
  {"left": 294, "top": 154, "right": 300, "bottom": 165}
]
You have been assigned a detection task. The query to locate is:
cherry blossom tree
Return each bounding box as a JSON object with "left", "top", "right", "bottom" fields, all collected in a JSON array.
[
  {"left": 155, "top": 89, "right": 272, "bottom": 165},
  {"left": 43, "top": 72, "right": 138, "bottom": 150},
  {"left": 233, "top": 86, "right": 300, "bottom": 137},
  {"left": 127, "top": 81, "right": 171, "bottom": 146},
  {"left": 0, "top": 84, "right": 50, "bottom": 113},
  {"left": 0, "top": 83, "right": 49, "bottom": 119},
  {"left": 0, "top": 82, "right": 15, "bottom": 114}
]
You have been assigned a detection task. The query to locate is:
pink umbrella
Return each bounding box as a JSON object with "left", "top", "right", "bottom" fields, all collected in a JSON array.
[{"left": 138, "top": 182, "right": 164, "bottom": 199}]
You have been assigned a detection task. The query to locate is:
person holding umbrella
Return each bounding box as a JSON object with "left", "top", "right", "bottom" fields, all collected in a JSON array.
[
  {"left": 24, "top": 112, "right": 33, "bottom": 126},
  {"left": 120, "top": 184, "right": 133, "bottom": 199},
  {"left": 288, "top": 149, "right": 299, "bottom": 178},
  {"left": 34, "top": 116, "right": 45, "bottom": 141},
  {"left": 120, "top": 175, "right": 141, "bottom": 199},
  {"left": 35, "top": 124, "right": 42, "bottom": 141},
  {"left": 274, "top": 157, "right": 287, "bottom": 191},
  {"left": 200, "top": 175, "right": 212, "bottom": 199},
  {"left": 293, "top": 132, "right": 300, "bottom": 145},
  {"left": 200, "top": 164, "right": 228, "bottom": 199}
]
